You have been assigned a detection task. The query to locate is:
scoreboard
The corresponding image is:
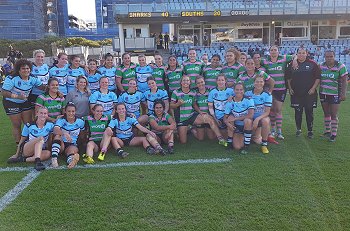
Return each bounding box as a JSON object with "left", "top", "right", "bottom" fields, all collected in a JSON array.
[{"left": 127, "top": 10, "right": 223, "bottom": 18}]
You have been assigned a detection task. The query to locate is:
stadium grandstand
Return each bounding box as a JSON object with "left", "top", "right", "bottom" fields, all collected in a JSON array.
[{"left": 111, "top": 0, "right": 350, "bottom": 70}]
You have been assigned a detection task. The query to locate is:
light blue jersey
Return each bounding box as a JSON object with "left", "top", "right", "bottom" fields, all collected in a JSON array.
[
  {"left": 2, "top": 75, "right": 42, "bottom": 103},
  {"left": 108, "top": 117, "right": 139, "bottom": 139},
  {"left": 31, "top": 63, "right": 49, "bottom": 96},
  {"left": 245, "top": 90, "right": 272, "bottom": 118},
  {"left": 98, "top": 66, "right": 117, "bottom": 91},
  {"left": 87, "top": 71, "right": 102, "bottom": 94},
  {"left": 136, "top": 65, "right": 153, "bottom": 93},
  {"left": 55, "top": 117, "right": 85, "bottom": 144},
  {"left": 22, "top": 121, "right": 54, "bottom": 144},
  {"left": 143, "top": 89, "right": 169, "bottom": 115},
  {"left": 208, "top": 88, "right": 235, "bottom": 119},
  {"left": 225, "top": 97, "right": 254, "bottom": 126},
  {"left": 118, "top": 91, "right": 145, "bottom": 118},
  {"left": 67, "top": 66, "right": 87, "bottom": 93},
  {"left": 49, "top": 64, "right": 69, "bottom": 95},
  {"left": 89, "top": 90, "right": 118, "bottom": 115}
]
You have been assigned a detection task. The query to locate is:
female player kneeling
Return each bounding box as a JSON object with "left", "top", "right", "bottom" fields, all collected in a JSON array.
[
  {"left": 149, "top": 99, "right": 176, "bottom": 154},
  {"left": 244, "top": 76, "right": 272, "bottom": 154},
  {"left": 51, "top": 103, "right": 85, "bottom": 169},
  {"left": 82, "top": 104, "right": 112, "bottom": 164},
  {"left": 7, "top": 107, "right": 54, "bottom": 171},
  {"left": 224, "top": 82, "right": 254, "bottom": 154},
  {"left": 100, "top": 103, "right": 166, "bottom": 157}
]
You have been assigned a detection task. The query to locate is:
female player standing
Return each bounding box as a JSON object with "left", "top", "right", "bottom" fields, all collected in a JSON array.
[{"left": 319, "top": 50, "right": 348, "bottom": 141}]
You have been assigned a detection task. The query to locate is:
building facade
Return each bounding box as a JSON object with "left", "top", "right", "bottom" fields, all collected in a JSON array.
[{"left": 0, "top": 0, "right": 46, "bottom": 40}]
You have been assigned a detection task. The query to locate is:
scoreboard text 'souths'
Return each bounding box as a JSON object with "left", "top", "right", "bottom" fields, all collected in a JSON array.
[{"left": 127, "top": 11, "right": 227, "bottom": 18}]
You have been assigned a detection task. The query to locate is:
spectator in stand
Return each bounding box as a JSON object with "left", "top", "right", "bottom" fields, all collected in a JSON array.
[
  {"left": 172, "top": 34, "right": 178, "bottom": 44},
  {"left": 159, "top": 33, "right": 164, "bottom": 49},
  {"left": 164, "top": 32, "right": 170, "bottom": 50}
]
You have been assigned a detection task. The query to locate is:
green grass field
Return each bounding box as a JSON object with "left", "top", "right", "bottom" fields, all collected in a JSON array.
[{"left": 0, "top": 95, "right": 349, "bottom": 231}]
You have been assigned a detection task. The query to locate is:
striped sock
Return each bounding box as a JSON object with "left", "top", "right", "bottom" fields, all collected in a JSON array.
[
  {"left": 270, "top": 112, "right": 276, "bottom": 132},
  {"left": 261, "top": 140, "right": 268, "bottom": 146},
  {"left": 276, "top": 114, "right": 283, "bottom": 134},
  {"left": 51, "top": 141, "right": 61, "bottom": 158},
  {"left": 244, "top": 130, "right": 252, "bottom": 147},
  {"left": 331, "top": 119, "right": 338, "bottom": 136},
  {"left": 324, "top": 116, "right": 331, "bottom": 133}
]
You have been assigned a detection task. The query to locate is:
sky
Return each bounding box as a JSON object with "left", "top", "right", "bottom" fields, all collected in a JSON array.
[{"left": 67, "top": 0, "right": 96, "bottom": 22}]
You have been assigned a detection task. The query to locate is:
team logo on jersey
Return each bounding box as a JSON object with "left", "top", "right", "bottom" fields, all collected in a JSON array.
[
  {"left": 109, "top": 95, "right": 112, "bottom": 99},
  {"left": 148, "top": 94, "right": 151, "bottom": 98},
  {"left": 226, "top": 93, "right": 230, "bottom": 97},
  {"left": 69, "top": 71, "right": 72, "bottom": 74},
  {"left": 136, "top": 96, "right": 139, "bottom": 100},
  {"left": 33, "top": 130, "right": 38, "bottom": 134},
  {"left": 98, "top": 95, "right": 101, "bottom": 99},
  {"left": 56, "top": 70, "right": 60, "bottom": 74},
  {"left": 157, "top": 94, "right": 160, "bottom": 97},
  {"left": 34, "top": 69, "right": 39, "bottom": 73},
  {"left": 125, "top": 96, "right": 128, "bottom": 101},
  {"left": 214, "top": 93, "right": 218, "bottom": 97},
  {"left": 47, "top": 99, "right": 52, "bottom": 104}
]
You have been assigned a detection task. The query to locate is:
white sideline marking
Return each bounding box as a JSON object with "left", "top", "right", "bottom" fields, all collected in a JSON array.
[
  {"left": 0, "top": 158, "right": 232, "bottom": 172},
  {"left": 0, "top": 158, "right": 231, "bottom": 213},
  {"left": 0, "top": 170, "right": 41, "bottom": 212}
]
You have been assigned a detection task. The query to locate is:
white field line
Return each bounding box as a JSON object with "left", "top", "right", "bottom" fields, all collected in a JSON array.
[
  {"left": 0, "top": 158, "right": 232, "bottom": 172},
  {"left": 0, "top": 170, "right": 41, "bottom": 212},
  {"left": 0, "top": 158, "right": 232, "bottom": 213}
]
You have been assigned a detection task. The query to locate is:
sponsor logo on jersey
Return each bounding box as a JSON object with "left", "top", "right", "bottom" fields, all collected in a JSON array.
[{"left": 268, "top": 66, "right": 283, "bottom": 71}]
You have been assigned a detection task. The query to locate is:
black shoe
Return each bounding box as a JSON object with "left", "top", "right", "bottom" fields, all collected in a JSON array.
[
  {"left": 295, "top": 130, "right": 302, "bottom": 137},
  {"left": 167, "top": 146, "right": 174, "bottom": 154},
  {"left": 7, "top": 155, "right": 24, "bottom": 164},
  {"left": 34, "top": 162, "right": 45, "bottom": 171},
  {"left": 329, "top": 135, "right": 336, "bottom": 142},
  {"left": 307, "top": 131, "right": 314, "bottom": 139}
]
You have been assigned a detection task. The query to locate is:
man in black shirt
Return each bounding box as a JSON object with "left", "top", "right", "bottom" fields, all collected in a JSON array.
[
  {"left": 286, "top": 47, "right": 321, "bottom": 138},
  {"left": 164, "top": 32, "right": 170, "bottom": 50}
]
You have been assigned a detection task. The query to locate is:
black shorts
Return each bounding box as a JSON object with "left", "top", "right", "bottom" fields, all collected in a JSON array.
[
  {"left": 319, "top": 93, "right": 340, "bottom": 104},
  {"left": 234, "top": 124, "right": 244, "bottom": 134},
  {"left": 291, "top": 93, "right": 317, "bottom": 109},
  {"left": 177, "top": 112, "right": 199, "bottom": 127},
  {"left": 120, "top": 135, "right": 135, "bottom": 146},
  {"left": 194, "top": 123, "right": 210, "bottom": 129},
  {"left": 88, "top": 140, "right": 102, "bottom": 147},
  {"left": 217, "top": 117, "right": 227, "bottom": 129},
  {"left": 28, "top": 93, "right": 39, "bottom": 108},
  {"left": 2, "top": 99, "right": 32, "bottom": 115},
  {"left": 272, "top": 89, "right": 287, "bottom": 103}
]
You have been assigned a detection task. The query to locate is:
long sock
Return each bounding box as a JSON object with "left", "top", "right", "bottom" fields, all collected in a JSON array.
[
  {"left": 270, "top": 112, "right": 276, "bottom": 132},
  {"left": 244, "top": 130, "right": 252, "bottom": 147},
  {"left": 331, "top": 119, "right": 338, "bottom": 136},
  {"left": 116, "top": 148, "right": 124, "bottom": 155},
  {"left": 51, "top": 140, "right": 61, "bottom": 158},
  {"left": 324, "top": 116, "right": 331, "bottom": 133},
  {"left": 227, "top": 136, "right": 233, "bottom": 145},
  {"left": 276, "top": 114, "right": 283, "bottom": 134},
  {"left": 66, "top": 154, "right": 74, "bottom": 164}
]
